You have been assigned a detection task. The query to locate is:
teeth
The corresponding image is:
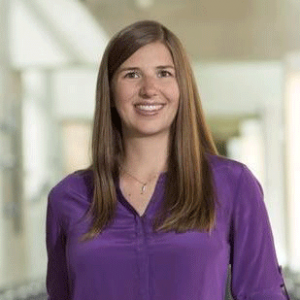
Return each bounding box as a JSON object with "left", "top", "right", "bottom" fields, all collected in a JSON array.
[{"left": 135, "top": 104, "right": 164, "bottom": 111}]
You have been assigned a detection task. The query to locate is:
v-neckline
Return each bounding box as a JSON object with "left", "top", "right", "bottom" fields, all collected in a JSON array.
[{"left": 116, "top": 172, "right": 166, "bottom": 218}]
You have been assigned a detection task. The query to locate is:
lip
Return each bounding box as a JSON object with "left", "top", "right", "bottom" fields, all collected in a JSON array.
[
  {"left": 134, "top": 102, "right": 165, "bottom": 106},
  {"left": 134, "top": 103, "right": 165, "bottom": 115}
]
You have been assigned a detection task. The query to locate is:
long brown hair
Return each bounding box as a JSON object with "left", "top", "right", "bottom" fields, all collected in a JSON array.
[{"left": 81, "top": 20, "right": 218, "bottom": 241}]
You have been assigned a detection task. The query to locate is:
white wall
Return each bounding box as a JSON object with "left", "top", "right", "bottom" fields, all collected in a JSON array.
[
  {"left": 194, "top": 61, "right": 284, "bottom": 116},
  {"left": 285, "top": 70, "right": 300, "bottom": 272},
  {"left": 53, "top": 67, "right": 98, "bottom": 120},
  {"left": 0, "top": 0, "right": 109, "bottom": 287}
]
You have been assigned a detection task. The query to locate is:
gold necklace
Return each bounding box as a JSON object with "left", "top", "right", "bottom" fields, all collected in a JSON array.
[{"left": 119, "top": 166, "right": 159, "bottom": 195}]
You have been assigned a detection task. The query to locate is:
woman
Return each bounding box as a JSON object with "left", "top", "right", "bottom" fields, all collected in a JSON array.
[{"left": 46, "top": 20, "right": 290, "bottom": 299}]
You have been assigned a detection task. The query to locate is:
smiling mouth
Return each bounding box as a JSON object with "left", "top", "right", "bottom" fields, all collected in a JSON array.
[{"left": 134, "top": 104, "right": 165, "bottom": 112}]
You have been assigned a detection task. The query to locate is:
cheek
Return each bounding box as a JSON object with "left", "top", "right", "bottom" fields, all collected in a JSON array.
[
  {"left": 111, "top": 88, "right": 125, "bottom": 110},
  {"left": 172, "top": 86, "right": 180, "bottom": 114},
  {"left": 168, "top": 83, "right": 180, "bottom": 103},
  {"left": 161, "top": 81, "right": 179, "bottom": 99},
  {"left": 113, "top": 84, "right": 134, "bottom": 106}
]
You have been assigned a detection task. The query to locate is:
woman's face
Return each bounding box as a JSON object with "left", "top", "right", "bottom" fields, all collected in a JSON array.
[{"left": 111, "top": 42, "right": 180, "bottom": 139}]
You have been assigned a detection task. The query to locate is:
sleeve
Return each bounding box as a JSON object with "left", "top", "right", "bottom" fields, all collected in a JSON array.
[
  {"left": 229, "top": 165, "right": 290, "bottom": 300},
  {"left": 46, "top": 189, "right": 71, "bottom": 300}
]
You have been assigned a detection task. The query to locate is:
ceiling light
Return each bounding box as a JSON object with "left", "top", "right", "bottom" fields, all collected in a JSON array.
[{"left": 135, "top": 0, "right": 154, "bottom": 10}]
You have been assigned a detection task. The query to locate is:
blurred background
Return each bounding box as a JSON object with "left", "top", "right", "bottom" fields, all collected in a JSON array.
[{"left": 0, "top": 0, "right": 299, "bottom": 299}]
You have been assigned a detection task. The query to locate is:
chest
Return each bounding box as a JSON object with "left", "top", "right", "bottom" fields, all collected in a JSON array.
[{"left": 118, "top": 178, "right": 158, "bottom": 217}]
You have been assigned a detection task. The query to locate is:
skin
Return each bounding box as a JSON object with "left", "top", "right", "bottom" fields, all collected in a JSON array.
[
  {"left": 111, "top": 41, "right": 180, "bottom": 186},
  {"left": 111, "top": 41, "right": 180, "bottom": 140},
  {"left": 110, "top": 41, "right": 180, "bottom": 213}
]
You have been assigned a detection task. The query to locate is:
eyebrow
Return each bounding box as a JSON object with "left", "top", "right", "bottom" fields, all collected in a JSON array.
[
  {"left": 156, "top": 65, "right": 175, "bottom": 69},
  {"left": 118, "top": 65, "right": 175, "bottom": 73}
]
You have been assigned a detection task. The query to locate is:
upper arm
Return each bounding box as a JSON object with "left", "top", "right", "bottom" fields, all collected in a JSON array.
[
  {"left": 229, "top": 165, "right": 290, "bottom": 299},
  {"left": 46, "top": 190, "right": 70, "bottom": 299}
]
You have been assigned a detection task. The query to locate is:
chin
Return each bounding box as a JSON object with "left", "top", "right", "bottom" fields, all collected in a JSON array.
[
  {"left": 122, "top": 122, "right": 172, "bottom": 138},
  {"left": 136, "top": 128, "right": 170, "bottom": 138}
]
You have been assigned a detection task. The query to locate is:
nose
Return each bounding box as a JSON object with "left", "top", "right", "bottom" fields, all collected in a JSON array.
[{"left": 139, "top": 75, "right": 158, "bottom": 98}]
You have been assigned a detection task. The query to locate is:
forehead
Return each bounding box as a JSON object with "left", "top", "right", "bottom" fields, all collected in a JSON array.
[{"left": 120, "top": 42, "right": 174, "bottom": 67}]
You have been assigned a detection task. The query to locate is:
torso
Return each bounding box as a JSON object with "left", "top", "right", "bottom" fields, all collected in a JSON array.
[{"left": 118, "top": 174, "right": 160, "bottom": 217}]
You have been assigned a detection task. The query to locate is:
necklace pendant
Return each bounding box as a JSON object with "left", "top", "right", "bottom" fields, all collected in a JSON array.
[{"left": 141, "top": 184, "right": 146, "bottom": 194}]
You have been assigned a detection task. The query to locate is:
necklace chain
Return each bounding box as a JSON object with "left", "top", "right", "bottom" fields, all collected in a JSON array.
[{"left": 119, "top": 166, "right": 159, "bottom": 195}]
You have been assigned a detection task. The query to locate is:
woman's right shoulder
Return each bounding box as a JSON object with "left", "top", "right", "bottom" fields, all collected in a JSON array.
[{"left": 48, "top": 168, "right": 94, "bottom": 207}]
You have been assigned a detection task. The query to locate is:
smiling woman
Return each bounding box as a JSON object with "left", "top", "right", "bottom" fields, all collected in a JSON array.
[
  {"left": 111, "top": 42, "right": 179, "bottom": 138},
  {"left": 46, "top": 20, "right": 290, "bottom": 300}
]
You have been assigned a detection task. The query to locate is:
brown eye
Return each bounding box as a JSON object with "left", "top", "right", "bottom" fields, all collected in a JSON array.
[
  {"left": 125, "top": 71, "right": 139, "bottom": 78},
  {"left": 158, "top": 70, "right": 172, "bottom": 78}
]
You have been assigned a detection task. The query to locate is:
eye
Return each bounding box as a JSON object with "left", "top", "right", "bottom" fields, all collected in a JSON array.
[
  {"left": 124, "top": 71, "right": 139, "bottom": 79},
  {"left": 158, "top": 70, "right": 173, "bottom": 78}
]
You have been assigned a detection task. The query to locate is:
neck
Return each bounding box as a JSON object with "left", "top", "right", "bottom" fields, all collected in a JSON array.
[{"left": 120, "top": 132, "right": 169, "bottom": 180}]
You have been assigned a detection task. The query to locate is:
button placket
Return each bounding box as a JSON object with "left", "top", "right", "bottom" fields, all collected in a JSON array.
[{"left": 135, "top": 215, "right": 151, "bottom": 300}]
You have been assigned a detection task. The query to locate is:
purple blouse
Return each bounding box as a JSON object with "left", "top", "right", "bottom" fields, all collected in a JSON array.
[{"left": 46, "top": 154, "right": 289, "bottom": 300}]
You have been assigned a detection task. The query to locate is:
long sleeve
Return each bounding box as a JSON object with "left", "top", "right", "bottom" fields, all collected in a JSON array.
[
  {"left": 46, "top": 190, "right": 70, "bottom": 300},
  {"left": 229, "top": 165, "right": 290, "bottom": 300}
]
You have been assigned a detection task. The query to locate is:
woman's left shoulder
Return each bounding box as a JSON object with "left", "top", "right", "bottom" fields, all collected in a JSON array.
[
  {"left": 206, "top": 153, "right": 247, "bottom": 177},
  {"left": 205, "top": 153, "right": 262, "bottom": 197}
]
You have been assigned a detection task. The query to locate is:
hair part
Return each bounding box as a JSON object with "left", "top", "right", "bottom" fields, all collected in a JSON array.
[{"left": 80, "top": 20, "right": 219, "bottom": 242}]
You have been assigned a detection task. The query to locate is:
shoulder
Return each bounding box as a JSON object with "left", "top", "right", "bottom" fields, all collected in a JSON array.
[
  {"left": 205, "top": 153, "right": 261, "bottom": 201},
  {"left": 48, "top": 168, "right": 93, "bottom": 209},
  {"left": 205, "top": 153, "right": 246, "bottom": 180}
]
